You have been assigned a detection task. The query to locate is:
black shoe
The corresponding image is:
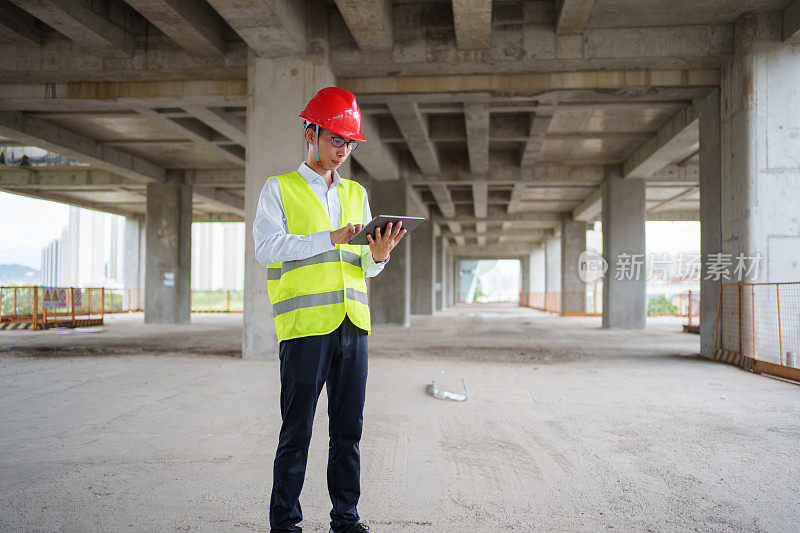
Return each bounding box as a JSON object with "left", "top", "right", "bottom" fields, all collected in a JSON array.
[{"left": 329, "top": 524, "right": 369, "bottom": 533}]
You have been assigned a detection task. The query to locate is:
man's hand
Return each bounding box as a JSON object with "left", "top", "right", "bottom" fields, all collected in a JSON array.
[
  {"left": 330, "top": 223, "right": 364, "bottom": 245},
  {"left": 367, "top": 221, "right": 407, "bottom": 262}
]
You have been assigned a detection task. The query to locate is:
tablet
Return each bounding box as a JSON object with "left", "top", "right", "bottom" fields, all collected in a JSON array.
[{"left": 348, "top": 215, "right": 426, "bottom": 245}]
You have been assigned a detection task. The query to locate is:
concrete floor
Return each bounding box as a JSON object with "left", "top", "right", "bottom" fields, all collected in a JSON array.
[{"left": 1, "top": 305, "right": 798, "bottom": 532}]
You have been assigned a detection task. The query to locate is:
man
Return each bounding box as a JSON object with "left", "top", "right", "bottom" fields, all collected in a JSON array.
[{"left": 253, "top": 86, "right": 406, "bottom": 533}]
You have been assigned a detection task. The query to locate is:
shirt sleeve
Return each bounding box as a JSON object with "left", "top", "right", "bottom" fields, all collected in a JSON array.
[
  {"left": 252, "top": 178, "right": 334, "bottom": 265},
  {"left": 360, "top": 185, "right": 389, "bottom": 278}
]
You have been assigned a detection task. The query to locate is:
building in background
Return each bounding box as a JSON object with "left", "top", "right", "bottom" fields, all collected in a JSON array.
[
  {"left": 40, "top": 207, "right": 244, "bottom": 291},
  {"left": 191, "top": 223, "right": 245, "bottom": 291},
  {"left": 41, "top": 207, "right": 122, "bottom": 288},
  {"left": 40, "top": 239, "right": 60, "bottom": 286}
]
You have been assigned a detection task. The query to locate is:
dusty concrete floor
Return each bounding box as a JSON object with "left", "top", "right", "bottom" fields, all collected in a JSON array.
[{"left": 1, "top": 305, "right": 798, "bottom": 532}]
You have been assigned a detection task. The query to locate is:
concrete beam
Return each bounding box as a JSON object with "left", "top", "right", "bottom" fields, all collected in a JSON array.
[
  {"left": 0, "top": 186, "right": 138, "bottom": 217},
  {"left": 471, "top": 181, "right": 488, "bottom": 213},
  {"left": 646, "top": 210, "right": 698, "bottom": 221},
  {"left": 334, "top": 21, "right": 732, "bottom": 77},
  {"left": 0, "top": 164, "right": 244, "bottom": 214},
  {"left": 206, "top": 0, "right": 306, "bottom": 57},
  {"left": 784, "top": 0, "right": 800, "bottom": 42},
  {"left": 340, "top": 69, "right": 720, "bottom": 95},
  {"left": 352, "top": 113, "right": 400, "bottom": 180},
  {"left": 647, "top": 187, "right": 698, "bottom": 213},
  {"left": 0, "top": 111, "right": 165, "bottom": 183},
  {"left": 445, "top": 230, "right": 544, "bottom": 240},
  {"left": 507, "top": 183, "right": 525, "bottom": 214},
  {"left": 185, "top": 169, "right": 244, "bottom": 186},
  {"left": 428, "top": 183, "right": 455, "bottom": 217},
  {"left": 387, "top": 98, "right": 440, "bottom": 174},
  {"left": 0, "top": 0, "right": 43, "bottom": 45},
  {"left": 193, "top": 186, "right": 245, "bottom": 216},
  {"left": 133, "top": 106, "right": 246, "bottom": 166},
  {"left": 452, "top": 0, "right": 492, "bottom": 50},
  {"left": 520, "top": 113, "right": 553, "bottom": 167},
  {"left": 126, "top": 0, "right": 227, "bottom": 55},
  {"left": 334, "top": 0, "right": 392, "bottom": 50},
  {"left": 0, "top": 42, "right": 247, "bottom": 84},
  {"left": 555, "top": 0, "right": 596, "bottom": 35},
  {"left": 464, "top": 103, "right": 489, "bottom": 174},
  {"left": 193, "top": 212, "right": 244, "bottom": 222},
  {"left": 409, "top": 164, "right": 604, "bottom": 185},
  {"left": 184, "top": 106, "right": 246, "bottom": 146},
  {"left": 623, "top": 101, "right": 700, "bottom": 178},
  {"left": 0, "top": 81, "right": 247, "bottom": 109},
  {"left": 472, "top": 180, "right": 488, "bottom": 246},
  {"left": 649, "top": 163, "right": 700, "bottom": 182},
  {"left": 451, "top": 242, "right": 539, "bottom": 256},
  {"left": 0, "top": 167, "right": 139, "bottom": 188},
  {"left": 434, "top": 212, "right": 562, "bottom": 224},
  {"left": 428, "top": 183, "right": 464, "bottom": 245},
  {"left": 9, "top": 0, "right": 135, "bottom": 57},
  {"left": 572, "top": 187, "right": 601, "bottom": 221}
]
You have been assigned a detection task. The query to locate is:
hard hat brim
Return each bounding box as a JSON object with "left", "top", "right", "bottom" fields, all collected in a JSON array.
[{"left": 299, "top": 115, "right": 367, "bottom": 143}]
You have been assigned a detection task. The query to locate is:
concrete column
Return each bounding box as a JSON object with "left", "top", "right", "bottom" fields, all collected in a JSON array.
[
  {"left": 446, "top": 252, "right": 455, "bottom": 307},
  {"left": 519, "top": 254, "right": 530, "bottom": 306},
  {"left": 123, "top": 215, "right": 142, "bottom": 290},
  {"left": 410, "top": 219, "right": 435, "bottom": 315},
  {"left": 699, "top": 89, "right": 722, "bottom": 358},
  {"left": 602, "top": 166, "right": 646, "bottom": 328},
  {"left": 138, "top": 218, "right": 146, "bottom": 292},
  {"left": 545, "top": 229, "right": 561, "bottom": 311},
  {"left": 436, "top": 232, "right": 446, "bottom": 311},
  {"left": 145, "top": 171, "right": 192, "bottom": 324},
  {"left": 719, "top": 13, "right": 800, "bottom": 282},
  {"left": 459, "top": 259, "right": 479, "bottom": 303},
  {"left": 243, "top": 51, "right": 335, "bottom": 358},
  {"left": 561, "top": 218, "right": 587, "bottom": 315},
  {"left": 368, "top": 179, "right": 412, "bottom": 325},
  {"left": 713, "top": 13, "right": 800, "bottom": 355},
  {"left": 449, "top": 255, "right": 461, "bottom": 307}
]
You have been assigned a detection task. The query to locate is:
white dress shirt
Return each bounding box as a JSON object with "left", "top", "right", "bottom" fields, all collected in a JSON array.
[{"left": 252, "top": 163, "right": 388, "bottom": 277}]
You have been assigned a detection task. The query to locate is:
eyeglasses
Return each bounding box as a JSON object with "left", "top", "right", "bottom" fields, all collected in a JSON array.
[{"left": 328, "top": 135, "right": 359, "bottom": 151}]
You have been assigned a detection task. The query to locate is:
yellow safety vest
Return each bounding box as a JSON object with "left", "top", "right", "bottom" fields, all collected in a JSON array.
[{"left": 266, "top": 171, "right": 371, "bottom": 342}]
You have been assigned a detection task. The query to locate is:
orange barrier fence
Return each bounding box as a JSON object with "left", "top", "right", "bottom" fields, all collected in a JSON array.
[
  {"left": 715, "top": 282, "right": 800, "bottom": 382},
  {"left": 103, "top": 288, "right": 144, "bottom": 313},
  {"left": 679, "top": 290, "right": 700, "bottom": 332},
  {"left": 520, "top": 289, "right": 700, "bottom": 322},
  {"left": 519, "top": 291, "right": 562, "bottom": 314},
  {"left": 520, "top": 291, "right": 600, "bottom": 315},
  {"left": 190, "top": 290, "right": 243, "bottom": 313},
  {"left": 0, "top": 286, "right": 106, "bottom": 330},
  {"left": 562, "top": 289, "right": 601, "bottom": 316},
  {"left": 1, "top": 286, "right": 244, "bottom": 328}
]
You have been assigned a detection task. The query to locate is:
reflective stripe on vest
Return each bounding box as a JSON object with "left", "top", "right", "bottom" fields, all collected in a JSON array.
[
  {"left": 267, "top": 249, "right": 361, "bottom": 281},
  {"left": 272, "top": 287, "right": 368, "bottom": 317}
]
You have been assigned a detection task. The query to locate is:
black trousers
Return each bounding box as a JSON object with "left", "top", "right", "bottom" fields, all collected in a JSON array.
[{"left": 269, "top": 315, "right": 368, "bottom": 533}]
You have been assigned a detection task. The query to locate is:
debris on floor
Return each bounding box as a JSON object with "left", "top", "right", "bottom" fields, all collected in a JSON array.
[{"left": 431, "top": 377, "right": 470, "bottom": 402}]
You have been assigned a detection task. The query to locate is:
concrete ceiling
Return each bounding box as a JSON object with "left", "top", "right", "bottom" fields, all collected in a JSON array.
[{"left": 1, "top": 0, "right": 794, "bottom": 247}]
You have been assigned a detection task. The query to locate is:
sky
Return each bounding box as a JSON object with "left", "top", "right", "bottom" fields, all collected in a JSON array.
[
  {"left": 0, "top": 192, "right": 70, "bottom": 269},
  {"left": 0, "top": 191, "right": 703, "bottom": 270}
]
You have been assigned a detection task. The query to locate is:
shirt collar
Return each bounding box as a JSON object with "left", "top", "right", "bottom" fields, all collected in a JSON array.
[{"left": 297, "top": 162, "right": 342, "bottom": 188}]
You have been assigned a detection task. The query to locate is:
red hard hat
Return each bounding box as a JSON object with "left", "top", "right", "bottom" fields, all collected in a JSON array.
[{"left": 299, "top": 87, "right": 367, "bottom": 142}]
